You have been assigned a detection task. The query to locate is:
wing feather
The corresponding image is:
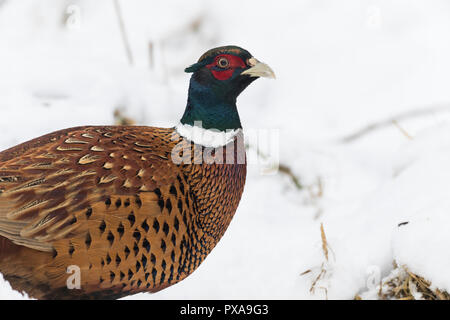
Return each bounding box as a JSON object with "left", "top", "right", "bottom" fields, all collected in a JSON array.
[{"left": 0, "top": 126, "right": 182, "bottom": 252}]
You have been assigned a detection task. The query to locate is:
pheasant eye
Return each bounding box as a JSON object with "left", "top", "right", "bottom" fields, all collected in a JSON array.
[{"left": 217, "top": 57, "right": 229, "bottom": 69}]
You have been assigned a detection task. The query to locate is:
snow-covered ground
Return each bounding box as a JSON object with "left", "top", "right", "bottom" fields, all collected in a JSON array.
[{"left": 1, "top": 0, "right": 450, "bottom": 299}]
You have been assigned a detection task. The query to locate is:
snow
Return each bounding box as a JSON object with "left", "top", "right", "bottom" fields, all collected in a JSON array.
[
  {"left": 391, "top": 129, "right": 450, "bottom": 293},
  {"left": 1, "top": 0, "right": 450, "bottom": 300}
]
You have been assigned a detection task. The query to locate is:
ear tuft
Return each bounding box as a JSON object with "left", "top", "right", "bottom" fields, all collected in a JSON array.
[
  {"left": 185, "top": 61, "right": 207, "bottom": 73},
  {"left": 184, "top": 65, "right": 196, "bottom": 73}
]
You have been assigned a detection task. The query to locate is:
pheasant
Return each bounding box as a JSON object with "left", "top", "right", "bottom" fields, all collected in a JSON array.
[{"left": 0, "top": 45, "right": 275, "bottom": 299}]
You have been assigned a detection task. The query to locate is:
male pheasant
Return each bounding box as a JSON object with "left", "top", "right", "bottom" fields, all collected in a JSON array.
[{"left": 0, "top": 46, "right": 275, "bottom": 299}]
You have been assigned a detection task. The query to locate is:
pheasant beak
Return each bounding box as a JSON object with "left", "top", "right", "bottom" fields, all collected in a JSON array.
[{"left": 241, "top": 57, "right": 276, "bottom": 79}]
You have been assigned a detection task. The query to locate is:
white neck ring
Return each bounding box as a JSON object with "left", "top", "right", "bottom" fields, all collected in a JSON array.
[{"left": 175, "top": 122, "right": 240, "bottom": 148}]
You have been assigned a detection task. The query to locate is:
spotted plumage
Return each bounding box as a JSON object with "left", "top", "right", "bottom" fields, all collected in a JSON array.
[{"left": 0, "top": 46, "right": 274, "bottom": 299}]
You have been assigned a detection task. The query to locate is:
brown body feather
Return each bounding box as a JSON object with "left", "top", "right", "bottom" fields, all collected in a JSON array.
[{"left": 0, "top": 125, "right": 246, "bottom": 299}]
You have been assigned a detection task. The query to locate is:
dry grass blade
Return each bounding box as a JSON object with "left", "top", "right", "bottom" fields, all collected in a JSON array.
[
  {"left": 371, "top": 265, "right": 450, "bottom": 300},
  {"left": 392, "top": 120, "right": 413, "bottom": 140},
  {"left": 320, "top": 223, "right": 328, "bottom": 261},
  {"left": 300, "top": 269, "right": 311, "bottom": 276},
  {"left": 309, "top": 263, "right": 326, "bottom": 294},
  {"left": 113, "top": 108, "right": 136, "bottom": 126},
  {"left": 302, "top": 224, "right": 333, "bottom": 298}
]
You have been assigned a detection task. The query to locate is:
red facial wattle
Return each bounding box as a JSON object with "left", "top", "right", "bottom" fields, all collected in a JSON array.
[{"left": 206, "top": 54, "right": 246, "bottom": 81}]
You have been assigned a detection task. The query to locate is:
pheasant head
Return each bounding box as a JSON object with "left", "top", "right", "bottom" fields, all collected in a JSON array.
[{"left": 180, "top": 46, "right": 275, "bottom": 132}]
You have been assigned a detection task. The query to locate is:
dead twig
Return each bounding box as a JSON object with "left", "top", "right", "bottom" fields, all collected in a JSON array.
[
  {"left": 339, "top": 105, "right": 450, "bottom": 143},
  {"left": 245, "top": 144, "right": 303, "bottom": 190},
  {"left": 278, "top": 164, "right": 303, "bottom": 190},
  {"left": 113, "top": 0, "right": 134, "bottom": 66}
]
